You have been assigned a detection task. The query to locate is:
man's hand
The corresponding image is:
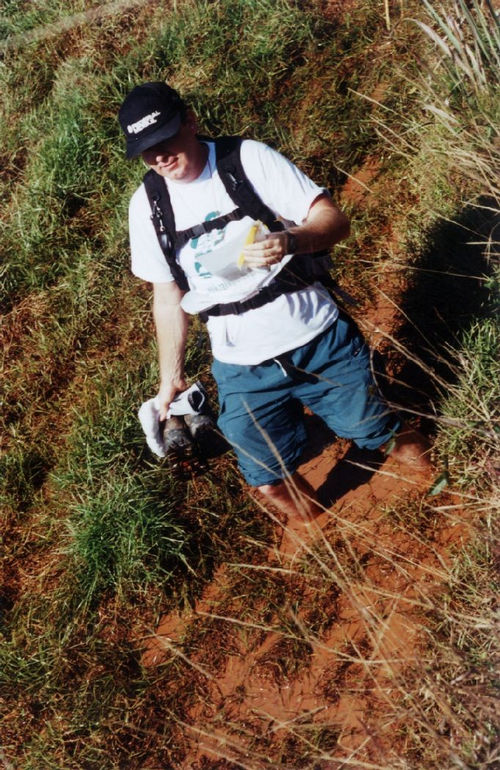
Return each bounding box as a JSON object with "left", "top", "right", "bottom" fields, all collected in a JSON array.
[
  {"left": 157, "top": 377, "right": 188, "bottom": 421},
  {"left": 241, "top": 231, "right": 289, "bottom": 269}
]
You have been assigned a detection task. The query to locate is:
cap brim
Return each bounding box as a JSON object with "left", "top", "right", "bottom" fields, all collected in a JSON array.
[{"left": 125, "top": 112, "right": 182, "bottom": 159}]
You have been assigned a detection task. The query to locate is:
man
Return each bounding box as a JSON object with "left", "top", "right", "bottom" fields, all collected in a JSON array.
[{"left": 119, "top": 82, "right": 430, "bottom": 522}]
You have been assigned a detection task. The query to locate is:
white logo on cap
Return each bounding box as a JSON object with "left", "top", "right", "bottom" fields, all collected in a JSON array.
[{"left": 127, "top": 111, "right": 161, "bottom": 135}]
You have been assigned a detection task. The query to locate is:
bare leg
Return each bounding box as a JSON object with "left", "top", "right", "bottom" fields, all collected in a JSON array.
[
  {"left": 382, "top": 422, "right": 433, "bottom": 470},
  {"left": 253, "top": 473, "right": 327, "bottom": 558},
  {"left": 256, "top": 472, "right": 321, "bottom": 523}
]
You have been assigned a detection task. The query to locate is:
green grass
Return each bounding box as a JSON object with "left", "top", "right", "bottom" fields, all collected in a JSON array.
[
  {"left": 0, "top": 0, "right": 90, "bottom": 40},
  {"left": 0, "top": 0, "right": 498, "bottom": 767}
]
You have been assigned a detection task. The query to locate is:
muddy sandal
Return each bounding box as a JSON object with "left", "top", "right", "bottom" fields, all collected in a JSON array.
[
  {"left": 183, "top": 412, "right": 216, "bottom": 442},
  {"left": 160, "top": 415, "right": 194, "bottom": 456}
]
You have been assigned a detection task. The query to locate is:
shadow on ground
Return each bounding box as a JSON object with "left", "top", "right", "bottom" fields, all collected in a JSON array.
[
  {"left": 378, "top": 199, "right": 497, "bottom": 426},
  {"left": 317, "top": 444, "right": 384, "bottom": 506},
  {"left": 302, "top": 413, "right": 383, "bottom": 506}
]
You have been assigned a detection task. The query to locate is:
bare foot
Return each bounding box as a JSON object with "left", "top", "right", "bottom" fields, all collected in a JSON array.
[{"left": 383, "top": 423, "right": 433, "bottom": 471}]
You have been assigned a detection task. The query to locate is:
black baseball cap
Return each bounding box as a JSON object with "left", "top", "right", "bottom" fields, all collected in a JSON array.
[{"left": 118, "top": 82, "right": 186, "bottom": 159}]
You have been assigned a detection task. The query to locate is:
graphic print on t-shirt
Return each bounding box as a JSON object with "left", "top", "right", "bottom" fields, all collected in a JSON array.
[
  {"left": 187, "top": 209, "right": 255, "bottom": 290},
  {"left": 192, "top": 210, "right": 223, "bottom": 280}
]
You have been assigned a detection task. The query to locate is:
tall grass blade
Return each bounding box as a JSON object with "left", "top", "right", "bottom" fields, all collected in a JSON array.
[
  {"left": 422, "top": 0, "right": 463, "bottom": 50},
  {"left": 412, "top": 19, "right": 452, "bottom": 58}
]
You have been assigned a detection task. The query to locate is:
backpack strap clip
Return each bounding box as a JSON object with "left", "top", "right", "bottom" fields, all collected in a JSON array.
[
  {"left": 150, "top": 194, "right": 174, "bottom": 255},
  {"left": 225, "top": 170, "right": 242, "bottom": 192},
  {"left": 150, "top": 194, "right": 165, "bottom": 231}
]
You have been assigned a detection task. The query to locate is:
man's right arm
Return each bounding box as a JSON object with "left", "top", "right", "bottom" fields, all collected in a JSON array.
[{"left": 153, "top": 281, "right": 189, "bottom": 420}]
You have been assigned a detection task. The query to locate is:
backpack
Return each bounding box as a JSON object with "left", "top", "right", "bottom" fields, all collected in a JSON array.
[{"left": 143, "top": 135, "right": 341, "bottom": 320}]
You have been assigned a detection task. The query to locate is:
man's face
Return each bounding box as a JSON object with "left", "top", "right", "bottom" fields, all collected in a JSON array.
[{"left": 141, "top": 120, "right": 204, "bottom": 182}]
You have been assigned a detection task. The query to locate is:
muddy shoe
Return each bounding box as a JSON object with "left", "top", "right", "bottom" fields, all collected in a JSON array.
[
  {"left": 184, "top": 412, "right": 216, "bottom": 440},
  {"left": 160, "top": 415, "right": 194, "bottom": 456}
]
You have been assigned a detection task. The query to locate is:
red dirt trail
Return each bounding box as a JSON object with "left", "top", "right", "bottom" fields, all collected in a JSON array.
[{"left": 141, "top": 438, "right": 466, "bottom": 768}]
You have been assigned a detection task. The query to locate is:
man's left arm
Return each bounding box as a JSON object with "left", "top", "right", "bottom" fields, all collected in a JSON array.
[{"left": 241, "top": 194, "right": 350, "bottom": 269}]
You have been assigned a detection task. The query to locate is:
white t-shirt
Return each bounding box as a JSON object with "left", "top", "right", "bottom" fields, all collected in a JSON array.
[{"left": 129, "top": 139, "right": 338, "bottom": 364}]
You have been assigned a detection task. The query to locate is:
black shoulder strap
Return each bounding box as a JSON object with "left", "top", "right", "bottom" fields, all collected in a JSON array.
[
  {"left": 215, "top": 136, "right": 285, "bottom": 234},
  {"left": 143, "top": 168, "right": 189, "bottom": 291}
]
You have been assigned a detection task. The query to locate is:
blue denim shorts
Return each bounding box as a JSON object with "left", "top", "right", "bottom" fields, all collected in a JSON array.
[{"left": 212, "top": 314, "right": 400, "bottom": 486}]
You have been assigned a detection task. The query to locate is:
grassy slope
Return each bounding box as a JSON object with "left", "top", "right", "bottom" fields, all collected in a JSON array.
[{"left": 0, "top": 0, "right": 498, "bottom": 767}]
